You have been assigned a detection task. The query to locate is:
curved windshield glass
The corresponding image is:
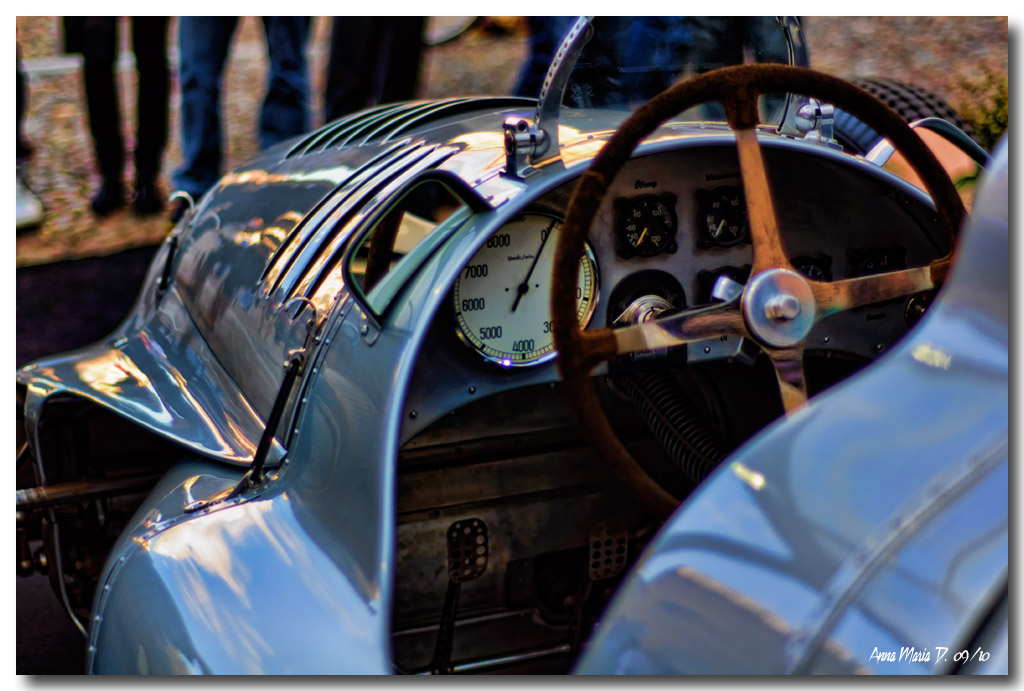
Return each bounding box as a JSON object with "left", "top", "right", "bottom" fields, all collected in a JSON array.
[{"left": 555, "top": 16, "right": 804, "bottom": 125}]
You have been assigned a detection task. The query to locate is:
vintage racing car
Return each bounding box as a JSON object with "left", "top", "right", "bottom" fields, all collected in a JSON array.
[{"left": 16, "top": 17, "right": 1007, "bottom": 674}]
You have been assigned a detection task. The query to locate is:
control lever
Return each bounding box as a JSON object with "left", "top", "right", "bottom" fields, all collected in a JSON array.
[
  {"left": 429, "top": 518, "right": 489, "bottom": 674},
  {"left": 569, "top": 522, "right": 629, "bottom": 654}
]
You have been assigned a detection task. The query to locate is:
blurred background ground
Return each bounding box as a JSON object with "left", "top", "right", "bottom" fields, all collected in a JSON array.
[{"left": 14, "top": 16, "right": 1008, "bottom": 267}]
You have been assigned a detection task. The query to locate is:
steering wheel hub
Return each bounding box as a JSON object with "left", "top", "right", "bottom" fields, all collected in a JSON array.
[{"left": 742, "top": 269, "right": 816, "bottom": 348}]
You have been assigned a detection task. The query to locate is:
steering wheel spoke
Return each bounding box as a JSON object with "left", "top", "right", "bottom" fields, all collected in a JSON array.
[
  {"left": 766, "top": 346, "right": 809, "bottom": 413},
  {"left": 811, "top": 257, "right": 951, "bottom": 318},
  {"left": 613, "top": 299, "right": 746, "bottom": 358},
  {"left": 734, "top": 128, "right": 792, "bottom": 274}
]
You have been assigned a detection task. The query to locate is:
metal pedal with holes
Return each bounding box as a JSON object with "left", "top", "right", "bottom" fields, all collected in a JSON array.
[
  {"left": 429, "top": 518, "right": 489, "bottom": 674},
  {"left": 570, "top": 521, "right": 629, "bottom": 654}
]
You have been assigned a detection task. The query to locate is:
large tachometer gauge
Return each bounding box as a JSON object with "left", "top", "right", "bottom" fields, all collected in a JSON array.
[{"left": 453, "top": 213, "right": 598, "bottom": 367}]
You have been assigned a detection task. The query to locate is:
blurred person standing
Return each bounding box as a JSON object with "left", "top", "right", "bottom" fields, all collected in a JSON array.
[
  {"left": 324, "top": 17, "right": 423, "bottom": 121},
  {"left": 513, "top": 17, "right": 573, "bottom": 98},
  {"left": 171, "top": 17, "right": 312, "bottom": 222},
  {"left": 63, "top": 17, "right": 170, "bottom": 217}
]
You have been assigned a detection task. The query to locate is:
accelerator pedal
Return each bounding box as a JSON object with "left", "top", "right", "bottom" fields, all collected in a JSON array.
[{"left": 569, "top": 521, "right": 629, "bottom": 654}]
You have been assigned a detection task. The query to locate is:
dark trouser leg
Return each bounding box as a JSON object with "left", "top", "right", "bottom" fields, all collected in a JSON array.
[
  {"left": 259, "top": 16, "right": 311, "bottom": 150},
  {"left": 130, "top": 16, "right": 169, "bottom": 186},
  {"left": 172, "top": 16, "right": 236, "bottom": 200},
  {"left": 80, "top": 17, "right": 123, "bottom": 184},
  {"left": 325, "top": 17, "right": 422, "bottom": 122},
  {"left": 324, "top": 17, "right": 376, "bottom": 122},
  {"left": 17, "top": 44, "right": 30, "bottom": 163},
  {"left": 377, "top": 17, "right": 423, "bottom": 105}
]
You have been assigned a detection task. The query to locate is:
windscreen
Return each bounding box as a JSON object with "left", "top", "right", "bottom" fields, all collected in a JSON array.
[{"left": 556, "top": 17, "right": 801, "bottom": 125}]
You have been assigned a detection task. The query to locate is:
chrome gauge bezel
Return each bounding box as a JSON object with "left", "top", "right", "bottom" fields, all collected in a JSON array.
[
  {"left": 698, "top": 186, "right": 750, "bottom": 248},
  {"left": 452, "top": 212, "right": 600, "bottom": 368},
  {"left": 614, "top": 193, "right": 679, "bottom": 258}
]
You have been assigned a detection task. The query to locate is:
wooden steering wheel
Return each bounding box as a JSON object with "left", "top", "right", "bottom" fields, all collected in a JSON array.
[{"left": 550, "top": 64, "right": 965, "bottom": 518}]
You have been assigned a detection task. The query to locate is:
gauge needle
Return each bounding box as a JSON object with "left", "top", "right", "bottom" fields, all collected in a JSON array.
[
  {"left": 637, "top": 227, "right": 649, "bottom": 246},
  {"left": 715, "top": 218, "right": 726, "bottom": 237},
  {"left": 511, "top": 222, "right": 554, "bottom": 313}
]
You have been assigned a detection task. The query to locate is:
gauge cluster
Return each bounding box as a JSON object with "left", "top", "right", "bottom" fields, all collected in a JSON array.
[{"left": 443, "top": 147, "right": 939, "bottom": 372}]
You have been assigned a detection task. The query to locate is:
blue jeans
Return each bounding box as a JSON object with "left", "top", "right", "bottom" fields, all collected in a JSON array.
[{"left": 172, "top": 16, "right": 311, "bottom": 199}]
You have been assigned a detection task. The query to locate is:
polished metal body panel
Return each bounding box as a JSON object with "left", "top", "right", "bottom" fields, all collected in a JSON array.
[
  {"left": 87, "top": 459, "right": 389, "bottom": 673},
  {"left": 575, "top": 142, "right": 1009, "bottom": 675}
]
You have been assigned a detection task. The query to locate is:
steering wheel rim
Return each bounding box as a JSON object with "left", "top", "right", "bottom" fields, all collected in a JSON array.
[{"left": 551, "top": 64, "right": 966, "bottom": 518}]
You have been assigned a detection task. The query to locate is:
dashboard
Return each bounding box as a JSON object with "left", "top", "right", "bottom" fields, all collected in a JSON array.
[{"left": 401, "top": 141, "right": 948, "bottom": 445}]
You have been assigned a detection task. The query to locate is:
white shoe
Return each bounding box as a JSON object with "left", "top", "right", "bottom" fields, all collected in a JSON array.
[{"left": 16, "top": 175, "right": 43, "bottom": 230}]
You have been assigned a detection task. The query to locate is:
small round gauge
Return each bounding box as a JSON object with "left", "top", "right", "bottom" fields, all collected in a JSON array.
[
  {"left": 793, "top": 257, "right": 832, "bottom": 282},
  {"left": 701, "top": 187, "right": 748, "bottom": 247},
  {"left": 453, "top": 213, "right": 599, "bottom": 367},
  {"left": 617, "top": 195, "right": 677, "bottom": 257},
  {"left": 847, "top": 248, "right": 906, "bottom": 278}
]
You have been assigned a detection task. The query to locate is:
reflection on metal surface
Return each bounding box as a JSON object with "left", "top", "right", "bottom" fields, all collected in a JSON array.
[
  {"left": 18, "top": 293, "right": 284, "bottom": 467},
  {"left": 558, "top": 133, "right": 608, "bottom": 169},
  {"left": 731, "top": 462, "right": 766, "bottom": 491},
  {"left": 450, "top": 131, "right": 504, "bottom": 151},
  {"left": 216, "top": 169, "right": 291, "bottom": 189},
  {"left": 911, "top": 343, "right": 953, "bottom": 370},
  {"left": 675, "top": 566, "right": 790, "bottom": 636},
  {"left": 784, "top": 435, "right": 1007, "bottom": 674},
  {"left": 74, "top": 349, "right": 152, "bottom": 398},
  {"left": 105, "top": 495, "right": 385, "bottom": 673}
]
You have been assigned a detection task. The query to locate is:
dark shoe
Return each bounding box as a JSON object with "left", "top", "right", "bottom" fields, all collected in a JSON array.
[
  {"left": 91, "top": 181, "right": 124, "bottom": 217},
  {"left": 132, "top": 182, "right": 164, "bottom": 216},
  {"left": 169, "top": 197, "right": 190, "bottom": 224}
]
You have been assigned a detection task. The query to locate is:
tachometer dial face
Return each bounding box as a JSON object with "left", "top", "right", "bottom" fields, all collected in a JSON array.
[
  {"left": 453, "top": 213, "right": 598, "bottom": 367},
  {"left": 701, "top": 187, "right": 749, "bottom": 246}
]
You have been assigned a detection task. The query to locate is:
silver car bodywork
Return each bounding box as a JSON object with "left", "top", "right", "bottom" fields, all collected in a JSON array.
[{"left": 17, "top": 19, "right": 1007, "bottom": 675}]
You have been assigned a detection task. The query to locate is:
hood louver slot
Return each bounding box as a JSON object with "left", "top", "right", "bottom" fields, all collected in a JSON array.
[
  {"left": 261, "top": 140, "right": 424, "bottom": 291},
  {"left": 284, "top": 103, "right": 407, "bottom": 159},
  {"left": 286, "top": 97, "right": 539, "bottom": 161},
  {"left": 381, "top": 97, "right": 536, "bottom": 143}
]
